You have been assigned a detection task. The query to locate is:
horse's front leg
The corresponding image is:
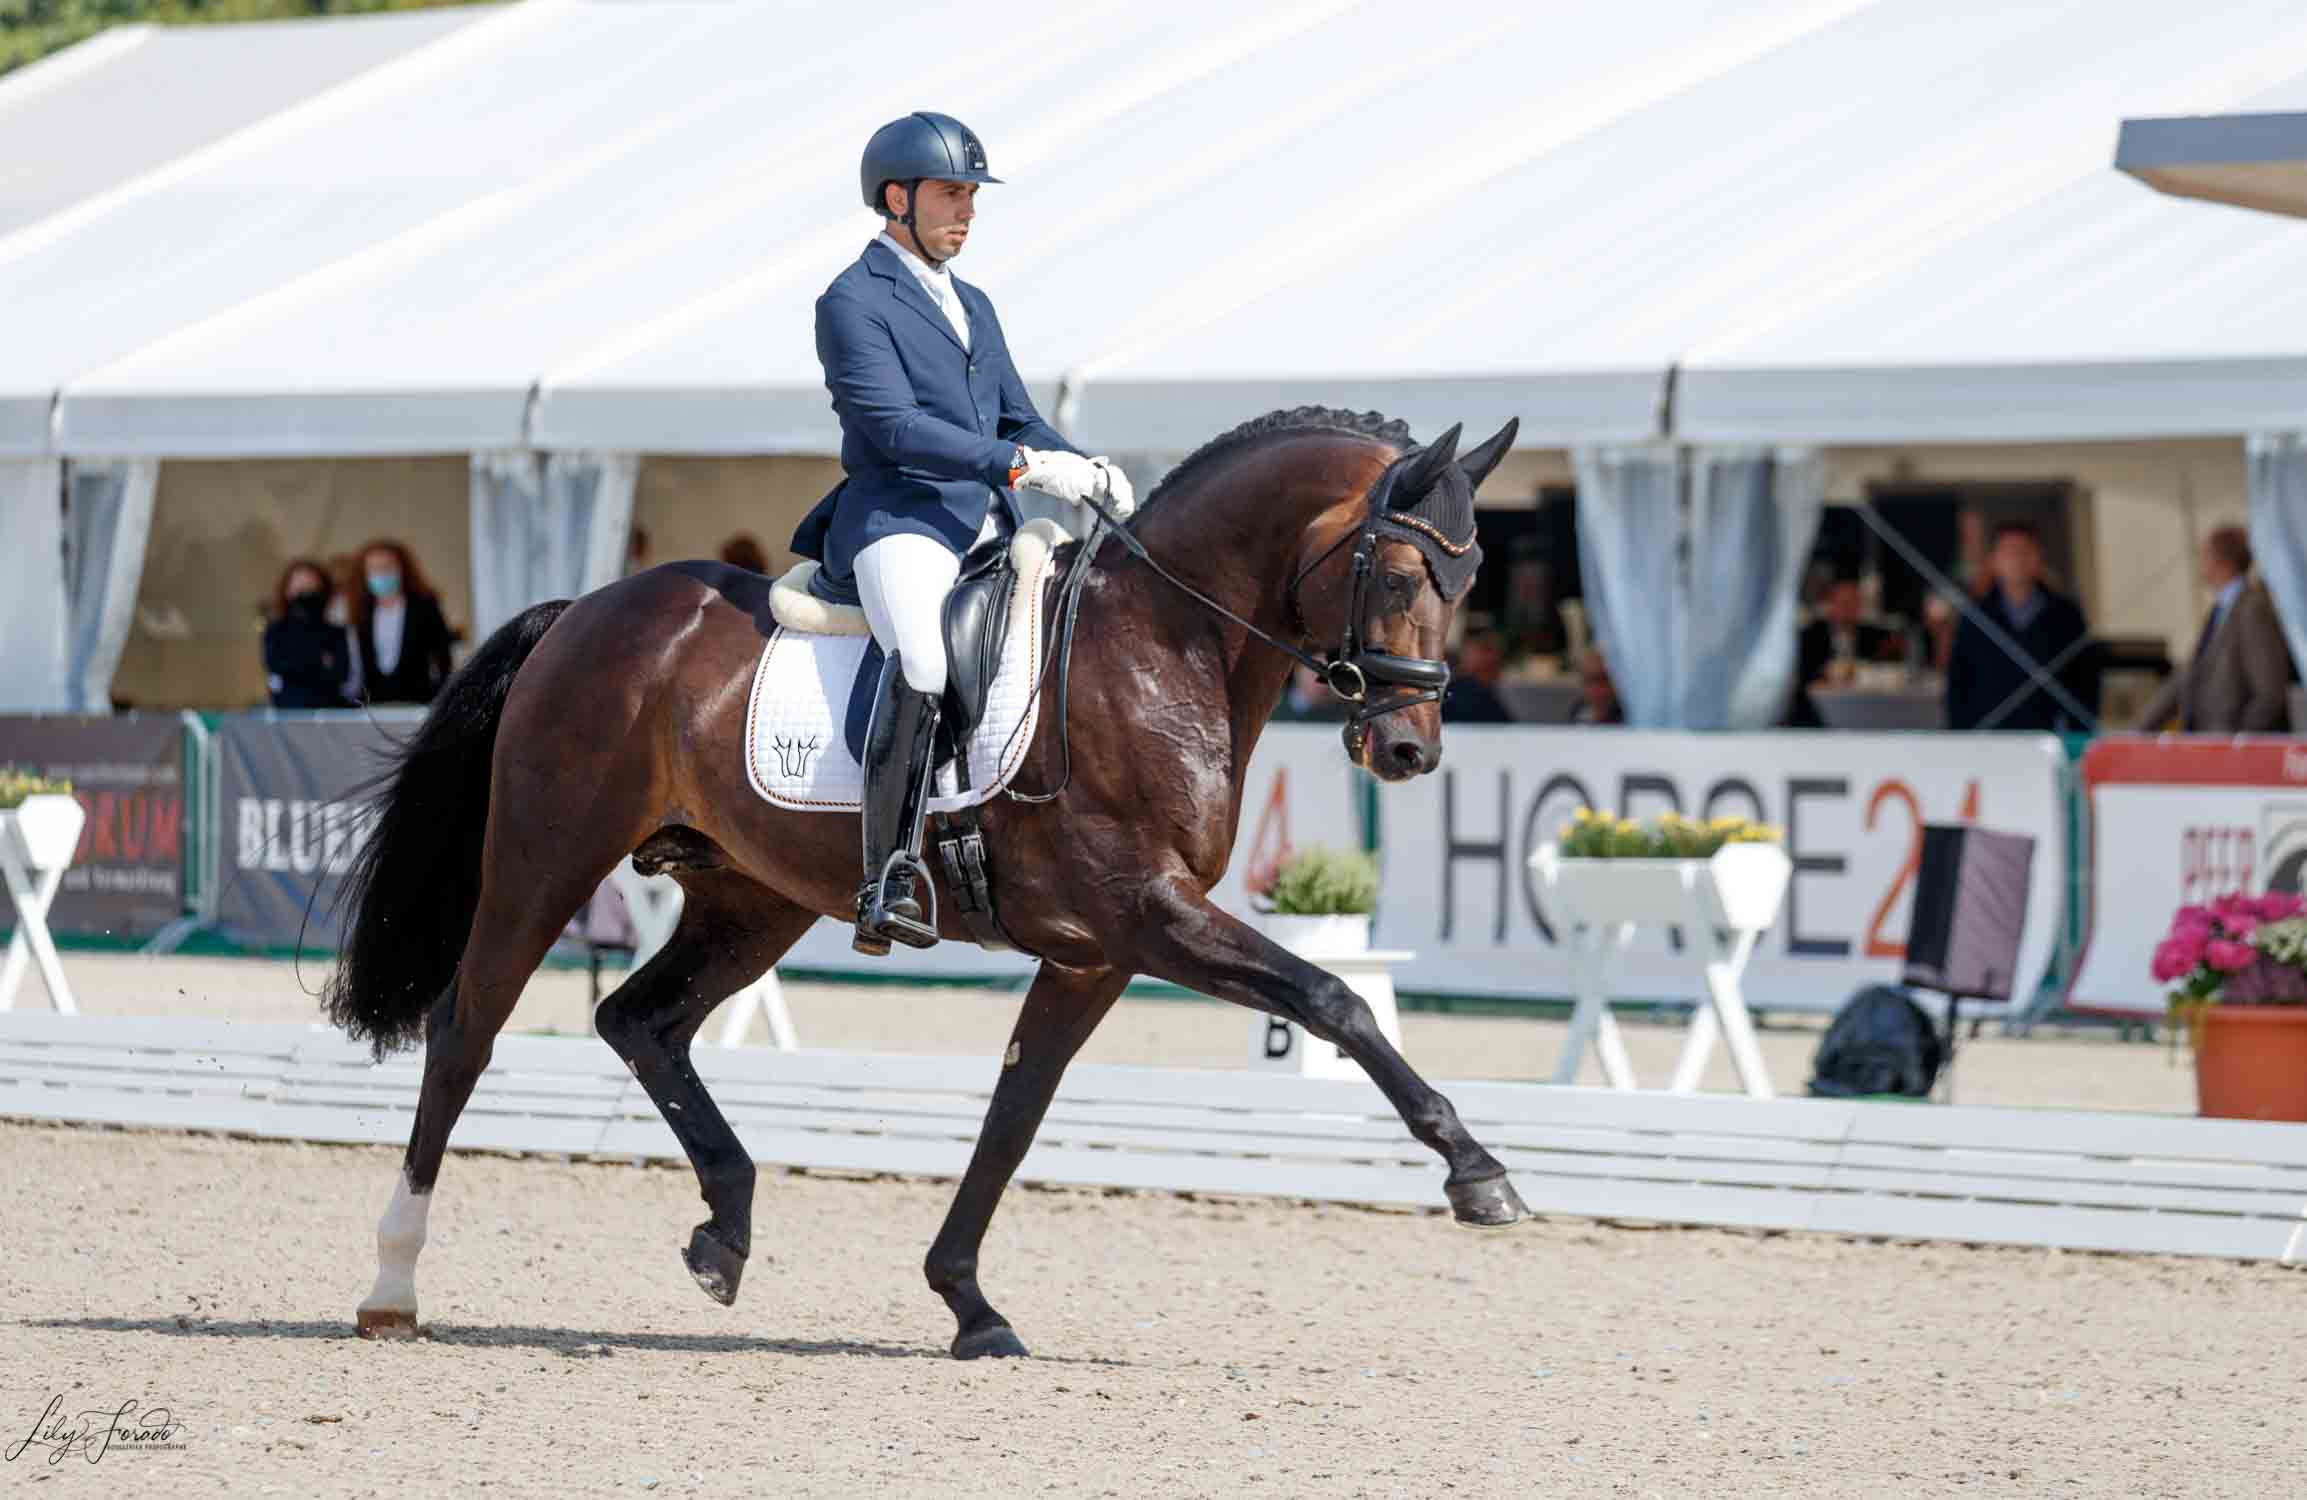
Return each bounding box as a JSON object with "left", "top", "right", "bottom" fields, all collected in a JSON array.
[
  {"left": 1131, "top": 878, "right": 1528, "bottom": 1226},
  {"left": 924, "top": 958, "right": 1127, "bottom": 1360}
]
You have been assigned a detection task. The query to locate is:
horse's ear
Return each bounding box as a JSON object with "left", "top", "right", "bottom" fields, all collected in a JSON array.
[
  {"left": 1456, "top": 417, "right": 1519, "bottom": 491},
  {"left": 1395, "top": 423, "right": 1462, "bottom": 498}
]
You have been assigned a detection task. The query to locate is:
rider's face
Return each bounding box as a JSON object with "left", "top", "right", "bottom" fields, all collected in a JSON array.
[{"left": 896, "top": 179, "right": 977, "bottom": 260}]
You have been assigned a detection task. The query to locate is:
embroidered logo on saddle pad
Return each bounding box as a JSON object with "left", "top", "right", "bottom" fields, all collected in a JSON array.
[{"left": 743, "top": 522, "right": 1064, "bottom": 814}]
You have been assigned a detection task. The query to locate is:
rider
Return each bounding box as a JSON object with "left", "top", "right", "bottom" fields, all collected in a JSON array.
[{"left": 791, "top": 111, "right": 1135, "bottom": 956}]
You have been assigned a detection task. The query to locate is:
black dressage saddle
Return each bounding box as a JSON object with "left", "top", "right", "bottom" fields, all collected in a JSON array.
[{"left": 840, "top": 533, "right": 1020, "bottom": 772}]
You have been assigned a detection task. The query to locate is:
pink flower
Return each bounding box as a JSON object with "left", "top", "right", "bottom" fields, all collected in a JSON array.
[
  {"left": 2254, "top": 891, "right": 2304, "bottom": 921},
  {"left": 2177, "top": 904, "right": 2216, "bottom": 926},
  {"left": 2152, "top": 939, "right": 2201, "bottom": 983},
  {"left": 2172, "top": 912, "right": 2215, "bottom": 946},
  {"left": 2207, "top": 939, "right": 2257, "bottom": 974}
]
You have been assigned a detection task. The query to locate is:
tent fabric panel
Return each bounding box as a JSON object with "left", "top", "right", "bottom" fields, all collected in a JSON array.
[
  {"left": 1677, "top": 358, "right": 2307, "bottom": 445},
  {"left": 0, "top": 393, "right": 51, "bottom": 458},
  {"left": 57, "top": 389, "right": 533, "bottom": 459},
  {"left": 0, "top": 11, "right": 486, "bottom": 239}
]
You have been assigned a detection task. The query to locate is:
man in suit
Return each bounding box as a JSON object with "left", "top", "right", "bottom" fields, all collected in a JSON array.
[
  {"left": 1786, "top": 574, "right": 1900, "bottom": 728},
  {"left": 1943, "top": 520, "right": 2096, "bottom": 732},
  {"left": 2133, "top": 525, "right": 2295, "bottom": 733},
  {"left": 791, "top": 112, "right": 1134, "bottom": 955}
]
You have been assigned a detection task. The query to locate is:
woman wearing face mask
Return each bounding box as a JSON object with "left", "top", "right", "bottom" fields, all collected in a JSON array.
[
  {"left": 349, "top": 539, "right": 455, "bottom": 706},
  {"left": 262, "top": 558, "right": 356, "bottom": 709}
]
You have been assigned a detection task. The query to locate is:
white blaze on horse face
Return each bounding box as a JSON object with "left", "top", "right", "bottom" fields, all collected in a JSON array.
[{"left": 357, "top": 1169, "right": 431, "bottom": 1322}]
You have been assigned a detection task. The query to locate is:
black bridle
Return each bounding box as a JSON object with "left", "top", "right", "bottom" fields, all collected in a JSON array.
[
  {"left": 1002, "top": 458, "right": 1457, "bottom": 805},
  {"left": 1088, "top": 457, "right": 1452, "bottom": 751}
]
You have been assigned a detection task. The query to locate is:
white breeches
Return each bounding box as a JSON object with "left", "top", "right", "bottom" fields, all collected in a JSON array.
[{"left": 854, "top": 512, "right": 999, "bottom": 696}]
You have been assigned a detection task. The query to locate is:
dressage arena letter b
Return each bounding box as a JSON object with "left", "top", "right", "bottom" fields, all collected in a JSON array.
[{"left": 1264, "top": 1018, "right": 1295, "bottom": 1060}]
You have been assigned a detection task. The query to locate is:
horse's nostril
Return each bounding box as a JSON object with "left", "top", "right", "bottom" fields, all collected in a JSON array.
[{"left": 1390, "top": 741, "right": 1425, "bottom": 772}]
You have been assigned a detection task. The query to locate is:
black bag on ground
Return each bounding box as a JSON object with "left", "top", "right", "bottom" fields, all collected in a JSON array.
[{"left": 1808, "top": 985, "right": 1944, "bottom": 1099}]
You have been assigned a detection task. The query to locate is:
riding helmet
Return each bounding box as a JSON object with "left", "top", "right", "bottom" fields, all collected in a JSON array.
[{"left": 860, "top": 111, "right": 1001, "bottom": 218}]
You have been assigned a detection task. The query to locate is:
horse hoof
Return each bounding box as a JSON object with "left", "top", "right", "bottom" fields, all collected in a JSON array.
[
  {"left": 951, "top": 1322, "right": 1030, "bottom": 1361},
  {"left": 1446, "top": 1172, "right": 1529, "bottom": 1227},
  {"left": 684, "top": 1225, "right": 747, "bottom": 1306},
  {"left": 356, "top": 1307, "right": 421, "bottom": 1340}
]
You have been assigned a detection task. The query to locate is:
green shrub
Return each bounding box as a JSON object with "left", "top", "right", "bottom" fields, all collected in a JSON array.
[
  {"left": 0, "top": 767, "right": 73, "bottom": 809},
  {"left": 1555, "top": 807, "right": 1781, "bottom": 859},
  {"left": 1266, "top": 846, "right": 1378, "bottom": 916}
]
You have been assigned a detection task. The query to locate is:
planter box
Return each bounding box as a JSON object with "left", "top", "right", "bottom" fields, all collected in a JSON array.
[
  {"left": 1530, "top": 841, "right": 1792, "bottom": 934},
  {"left": 2194, "top": 1005, "right": 2307, "bottom": 1122},
  {"left": 1, "top": 795, "right": 85, "bottom": 873},
  {"left": 1259, "top": 912, "right": 1372, "bottom": 956}
]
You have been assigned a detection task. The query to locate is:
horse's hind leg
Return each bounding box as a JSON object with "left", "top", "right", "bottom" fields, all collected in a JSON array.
[
  {"left": 925, "top": 959, "right": 1127, "bottom": 1359},
  {"left": 594, "top": 872, "right": 816, "bottom": 1307},
  {"left": 356, "top": 829, "right": 636, "bottom": 1338}
]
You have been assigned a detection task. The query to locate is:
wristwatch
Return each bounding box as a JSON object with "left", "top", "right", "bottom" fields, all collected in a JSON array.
[{"left": 1007, "top": 447, "right": 1028, "bottom": 486}]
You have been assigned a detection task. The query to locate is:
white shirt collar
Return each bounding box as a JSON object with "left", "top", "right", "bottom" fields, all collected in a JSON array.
[
  {"left": 2213, "top": 575, "right": 2246, "bottom": 616},
  {"left": 876, "top": 230, "right": 969, "bottom": 346},
  {"left": 879, "top": 230, "right": 953, "bottom": 291}
]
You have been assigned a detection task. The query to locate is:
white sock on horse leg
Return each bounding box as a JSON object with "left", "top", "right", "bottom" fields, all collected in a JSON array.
[{"left": 358, "top": 1168, "right": 431, "bottom": 1320}]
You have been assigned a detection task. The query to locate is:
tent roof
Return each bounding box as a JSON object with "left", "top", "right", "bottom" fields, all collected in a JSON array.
[{"left": 14, "top": 0, "right": 2307, "bottom": 459}]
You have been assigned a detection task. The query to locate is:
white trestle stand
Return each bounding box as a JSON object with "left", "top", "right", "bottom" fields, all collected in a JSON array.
[
  {"left": 0, "top": 795, "right": 88, "bottom": 1015},
  {"left": 1248, "top": 915, "right": 1406, "bottom": 1082},
  {"left": 606, "top": 862, "right": 796, "bottom": 1050},
  {"left": 1528, "top": 841, "right": 1793, "bottom": 1101}
]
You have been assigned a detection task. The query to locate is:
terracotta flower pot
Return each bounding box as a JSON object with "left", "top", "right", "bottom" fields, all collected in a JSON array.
[{"left": 2193, "top": 1005, "right": 2307, "bottom": 1122}]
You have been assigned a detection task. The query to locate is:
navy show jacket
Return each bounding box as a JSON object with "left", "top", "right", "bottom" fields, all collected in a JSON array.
[{"left": 790, "top": 237, "right": 1081, "bottom": 586}]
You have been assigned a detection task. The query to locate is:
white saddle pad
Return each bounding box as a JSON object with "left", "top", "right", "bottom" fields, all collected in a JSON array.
[{"left": 743, "top": 526, "right": 1061, "bottom": 814}]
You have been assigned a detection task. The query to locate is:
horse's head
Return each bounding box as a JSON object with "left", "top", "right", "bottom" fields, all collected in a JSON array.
[{"left": 1303, "top": 417, "right": 1518, "bottom": 783}]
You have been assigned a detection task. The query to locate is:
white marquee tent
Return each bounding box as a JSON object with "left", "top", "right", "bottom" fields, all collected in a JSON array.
[{"left": 4, "top": 0, "right": 2305, "bottom": 714}]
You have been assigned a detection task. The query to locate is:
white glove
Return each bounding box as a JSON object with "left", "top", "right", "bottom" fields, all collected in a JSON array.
[
  {"left": 1013, "top": 448, "right": 1104, "bottom": 505},
  {"left": 1089, "top": 457, "right": 1136, "bottom": 520}
]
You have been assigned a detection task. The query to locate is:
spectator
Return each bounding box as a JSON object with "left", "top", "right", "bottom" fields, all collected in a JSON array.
[
  {"left": 1787, "top": 575, "right": 1900, "bottom": 727},
  {"left": 262, "top": 558, "right": 355, "bottom": 709},
  {"left": 1943, "top": 520, "right": 2094, "bottom": 732},
  {"left": 2133, "top": 525, "right": 2294, "bottom": 733},
  {"left": 1569, "top": 648, "right": 1624, "bottom": 726},
  {"left": 350, "top": 539, "right": 455, "bottom": 706},
  {"left": 1442, "top": 631, "right": 1513, "bottom": 723},
  {"left": 720, "top": 533, "right": 770, "bottom": 573}
]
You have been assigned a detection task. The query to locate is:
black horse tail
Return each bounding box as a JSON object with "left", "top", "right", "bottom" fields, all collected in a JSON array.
[{"left": 324, "top": 599, "right": 571, "bottom": 1058}]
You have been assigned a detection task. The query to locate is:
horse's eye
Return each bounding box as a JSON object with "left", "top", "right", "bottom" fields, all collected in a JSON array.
[{"left": 1383, "top": 571, "right": 1414, "bottom": 594}]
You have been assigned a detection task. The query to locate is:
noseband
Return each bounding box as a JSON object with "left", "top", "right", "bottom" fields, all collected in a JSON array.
[{"left": 1080, "top": 456, "right": 1455, "bottom": 759}]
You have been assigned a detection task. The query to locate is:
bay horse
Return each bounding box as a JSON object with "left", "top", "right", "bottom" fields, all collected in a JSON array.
[{"left": 328, "top": 405, "right": 1530, "bottom": 1360}]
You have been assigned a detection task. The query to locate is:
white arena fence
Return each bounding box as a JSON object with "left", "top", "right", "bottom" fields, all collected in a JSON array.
[{"left": 4, "top": 1012, "right": 2303, "bottom": 1266}]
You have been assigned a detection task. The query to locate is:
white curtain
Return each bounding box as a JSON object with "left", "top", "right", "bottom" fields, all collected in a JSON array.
[
  {"left": 62, "top": 458, "right": 158, "bottom": 712},
  {"left": 0, "top": 459, "right": 66, "bottom": 710},
  {"left": 2246, "top": 433, "right": 2307, "bottom": 684},
  {"left": 1571, "top": 443, "right": 1682, "bottom": 725},
  {"left": 1572, "top": 443, "right": 1823, "bottom": 729},
  {"left": 545, "top": 449, "right": 640, "bottom": 595},
  {"left": 467, "top": 450, "right": 637, "bottom": 641},
  {"left": 1691, "top": 446, "right": 1825, "bottom": 729}
]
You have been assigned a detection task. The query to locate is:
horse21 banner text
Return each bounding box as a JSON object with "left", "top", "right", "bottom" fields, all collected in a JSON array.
[{"left": 1375, "top": 728, "right": 2068, "bottom": 1013}]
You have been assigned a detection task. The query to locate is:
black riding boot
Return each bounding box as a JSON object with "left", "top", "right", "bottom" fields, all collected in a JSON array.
[{"left": 854, "top": 651, "right": 942, "bottom": 956}]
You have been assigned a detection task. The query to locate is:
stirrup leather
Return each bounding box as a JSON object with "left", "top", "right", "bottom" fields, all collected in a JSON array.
[{"left": 854, "top": 651, "right": 941, "bottom": 954}]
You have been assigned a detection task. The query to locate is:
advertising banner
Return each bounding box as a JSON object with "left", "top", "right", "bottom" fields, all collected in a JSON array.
[
  {"left": 1374, "top": 727, "right": 2069, "bottom": 1012},
  {"left": 0, "top": 714, "right": 184, "bottom": 939},
  {"left": 212, "top": 714, "right": 413, "bottom": 949},
  {"left": 780, "top": 723, "right": 1364, "bottom": 979},
  {"left": 2069, "top": 736, "right": 2307, "bottom": 1016}
]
